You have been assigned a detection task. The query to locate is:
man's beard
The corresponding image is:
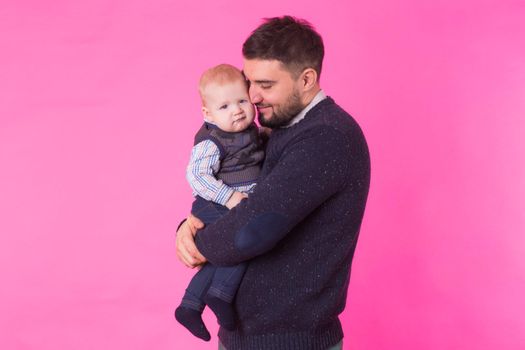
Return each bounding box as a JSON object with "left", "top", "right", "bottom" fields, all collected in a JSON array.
[{"left": 257, "top": 90, "right": 305, "bottom": 129}]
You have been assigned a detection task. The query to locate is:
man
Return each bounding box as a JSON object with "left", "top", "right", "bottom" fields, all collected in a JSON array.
[{"left": 176, "top": 16, "right": 370, "bottom": 350}]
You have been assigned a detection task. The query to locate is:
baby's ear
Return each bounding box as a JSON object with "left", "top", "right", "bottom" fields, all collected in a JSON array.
[{"left": 201, "top": 106, "right": 211, "bottom": 120}]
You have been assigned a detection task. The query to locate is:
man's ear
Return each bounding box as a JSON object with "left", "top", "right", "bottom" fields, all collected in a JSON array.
[{"left": 300, "top": 68, "right": 318, "bottom": 91}]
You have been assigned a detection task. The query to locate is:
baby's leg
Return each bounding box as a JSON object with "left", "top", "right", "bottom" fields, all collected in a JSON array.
[
  {"left": 204, "top": 262, "right": 248, "bottom": 330},
  {"left": 177, "top": 197, "right": 231, "bottom": 336},
  {"left": 175, "top": 263, "right": 216, "bottom": 341}
]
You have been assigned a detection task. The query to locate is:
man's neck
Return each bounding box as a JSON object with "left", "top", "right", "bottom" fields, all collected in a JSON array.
[
  {"left": 283, "top": 89, "right": 327, "bottom": 128},
  {"left": 301, "top": 86, "right": 322, "bottom": 106}
]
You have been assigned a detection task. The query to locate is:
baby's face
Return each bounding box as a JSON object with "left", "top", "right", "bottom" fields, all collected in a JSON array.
[{"left": 203, "top": 81, "right": 255, "bottom": 133}]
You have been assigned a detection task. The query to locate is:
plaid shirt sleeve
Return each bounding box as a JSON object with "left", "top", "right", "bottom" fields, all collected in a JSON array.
[{"left": 186, "top": 140, "right": 235, "bottom": 206}]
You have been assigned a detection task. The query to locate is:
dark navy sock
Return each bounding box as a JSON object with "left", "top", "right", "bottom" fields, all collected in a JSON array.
[
  {"left": 204, "top": 294, "right": 236, "bottom": 330},
  {"left": 175, "top": 306, "right": 211, "bottom": 341}
]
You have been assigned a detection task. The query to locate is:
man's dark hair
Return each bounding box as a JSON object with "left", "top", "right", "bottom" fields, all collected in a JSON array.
[{"left": 243, "top": 16, "right": 324, "bottom": 79}]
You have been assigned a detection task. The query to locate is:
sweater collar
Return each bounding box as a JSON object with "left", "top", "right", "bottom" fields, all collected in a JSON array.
[{"left": 282, "top": 90, "right": 327, "bottom": 128}]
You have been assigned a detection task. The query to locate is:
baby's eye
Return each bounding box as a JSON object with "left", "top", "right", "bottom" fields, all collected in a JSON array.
[
  {"left": 219, "top": 104, "right": 228, "bottom": 110},
  {"left": 239, "top": 99, "right": 248, "bottom": 104},
  {"left": 260, "top": 84, "right": 272, "bottom": 90}
]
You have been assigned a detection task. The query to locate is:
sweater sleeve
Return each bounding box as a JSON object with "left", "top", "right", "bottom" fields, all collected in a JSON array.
[{"left": 195, "top": 126, "right": 351, "bottom": 266}]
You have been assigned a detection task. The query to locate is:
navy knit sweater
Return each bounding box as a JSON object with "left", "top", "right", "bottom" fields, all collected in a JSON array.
[{"left": 195, "top": 97, "right": 370, "bottom": 350}]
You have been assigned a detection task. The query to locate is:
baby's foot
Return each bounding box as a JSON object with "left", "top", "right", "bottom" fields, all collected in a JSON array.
[
  {"left": 204, "top": 294, "right": 236, "bottom": 330},
  {"left": 175, "top": 306, "right": 211, "bottom": 341}
]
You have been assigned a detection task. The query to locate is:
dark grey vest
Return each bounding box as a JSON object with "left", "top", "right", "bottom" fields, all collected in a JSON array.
[{"left": 194, "top": 122, "right": 264, "bottom": 187}]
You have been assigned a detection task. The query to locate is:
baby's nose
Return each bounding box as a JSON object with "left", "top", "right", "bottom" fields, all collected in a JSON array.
[{"left": 234, "top": 104, "right": 243, "bottom": 114}]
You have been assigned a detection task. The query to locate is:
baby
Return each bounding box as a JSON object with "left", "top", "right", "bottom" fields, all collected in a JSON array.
[{"left": 175, "top": 64, "right": 265, "bottom": 341}]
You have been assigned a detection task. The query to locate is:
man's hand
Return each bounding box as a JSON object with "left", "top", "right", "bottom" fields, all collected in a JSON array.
[{"left": 176, "top": 214, "right": 207, "bottom": 268}]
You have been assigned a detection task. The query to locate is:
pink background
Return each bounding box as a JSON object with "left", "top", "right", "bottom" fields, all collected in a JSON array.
[{"left": 1, "top": 0, "right": 524, "bottom": 349}]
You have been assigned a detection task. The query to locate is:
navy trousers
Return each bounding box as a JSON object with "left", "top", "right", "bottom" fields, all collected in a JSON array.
[{"left": 180, "top": 197, "right": 247, "bottom": 311}]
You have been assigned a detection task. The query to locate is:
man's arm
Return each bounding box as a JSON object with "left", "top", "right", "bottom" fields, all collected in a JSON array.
[{"left": 194, "top": 126, "right": 351, "bottom": 266}]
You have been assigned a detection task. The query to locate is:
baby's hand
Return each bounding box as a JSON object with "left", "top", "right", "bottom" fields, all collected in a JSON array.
[{"left": 225, "top": 191, "right": 248, "bottom": 209}]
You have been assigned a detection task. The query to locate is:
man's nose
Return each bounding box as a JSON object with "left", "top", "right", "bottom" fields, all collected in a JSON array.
[{"left": 249, "top": 85, "right": 262, "bottom": 104}]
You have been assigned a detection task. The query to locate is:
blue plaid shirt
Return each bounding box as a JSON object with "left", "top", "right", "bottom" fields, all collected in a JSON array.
[{"left": 186, "top": 139, "right": 256, "bottom": 206}]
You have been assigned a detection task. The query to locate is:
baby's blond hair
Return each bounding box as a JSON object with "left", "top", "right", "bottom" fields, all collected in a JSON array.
[{"left": 199, "top": 64, "right": 247, "bottom": 106}]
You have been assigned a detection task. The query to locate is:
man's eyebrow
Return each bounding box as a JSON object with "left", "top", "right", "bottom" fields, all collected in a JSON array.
[{"left": 241, "top": 71, "right": 275, "bottom": 85}]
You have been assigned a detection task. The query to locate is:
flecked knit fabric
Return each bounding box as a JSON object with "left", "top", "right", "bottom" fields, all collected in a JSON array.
[{"left": 195, "top": 97, "right": 370, "bottom": 350}]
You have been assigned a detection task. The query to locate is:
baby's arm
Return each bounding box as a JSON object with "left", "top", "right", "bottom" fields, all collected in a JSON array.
[
  {"left": 225, "top": 191, "right": 248, "bottom": 209},
  {"left": 186, "top": 140, "right": 245, "bottom": 209}
]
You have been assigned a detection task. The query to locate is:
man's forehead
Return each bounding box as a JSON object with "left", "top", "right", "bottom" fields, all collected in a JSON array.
[{"left": 242, "top": 59, "right": 286, "bottom": 79}]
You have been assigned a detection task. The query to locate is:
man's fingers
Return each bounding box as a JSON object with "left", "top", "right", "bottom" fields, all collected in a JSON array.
[
  {"left": 187, "top": 214, "right": 205, "bottom": 231},
  {"left": 187, "top": 241, "right": 206, "bottom": 263},
  {"left": 180, "top": 233, "right": 204, "bottom": 266},
  {"left": 175, "top": 220, "right": 206, "bottom": 268},
  {"left": 176, "top": 232, "right": 196, "bottom": 268}
]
